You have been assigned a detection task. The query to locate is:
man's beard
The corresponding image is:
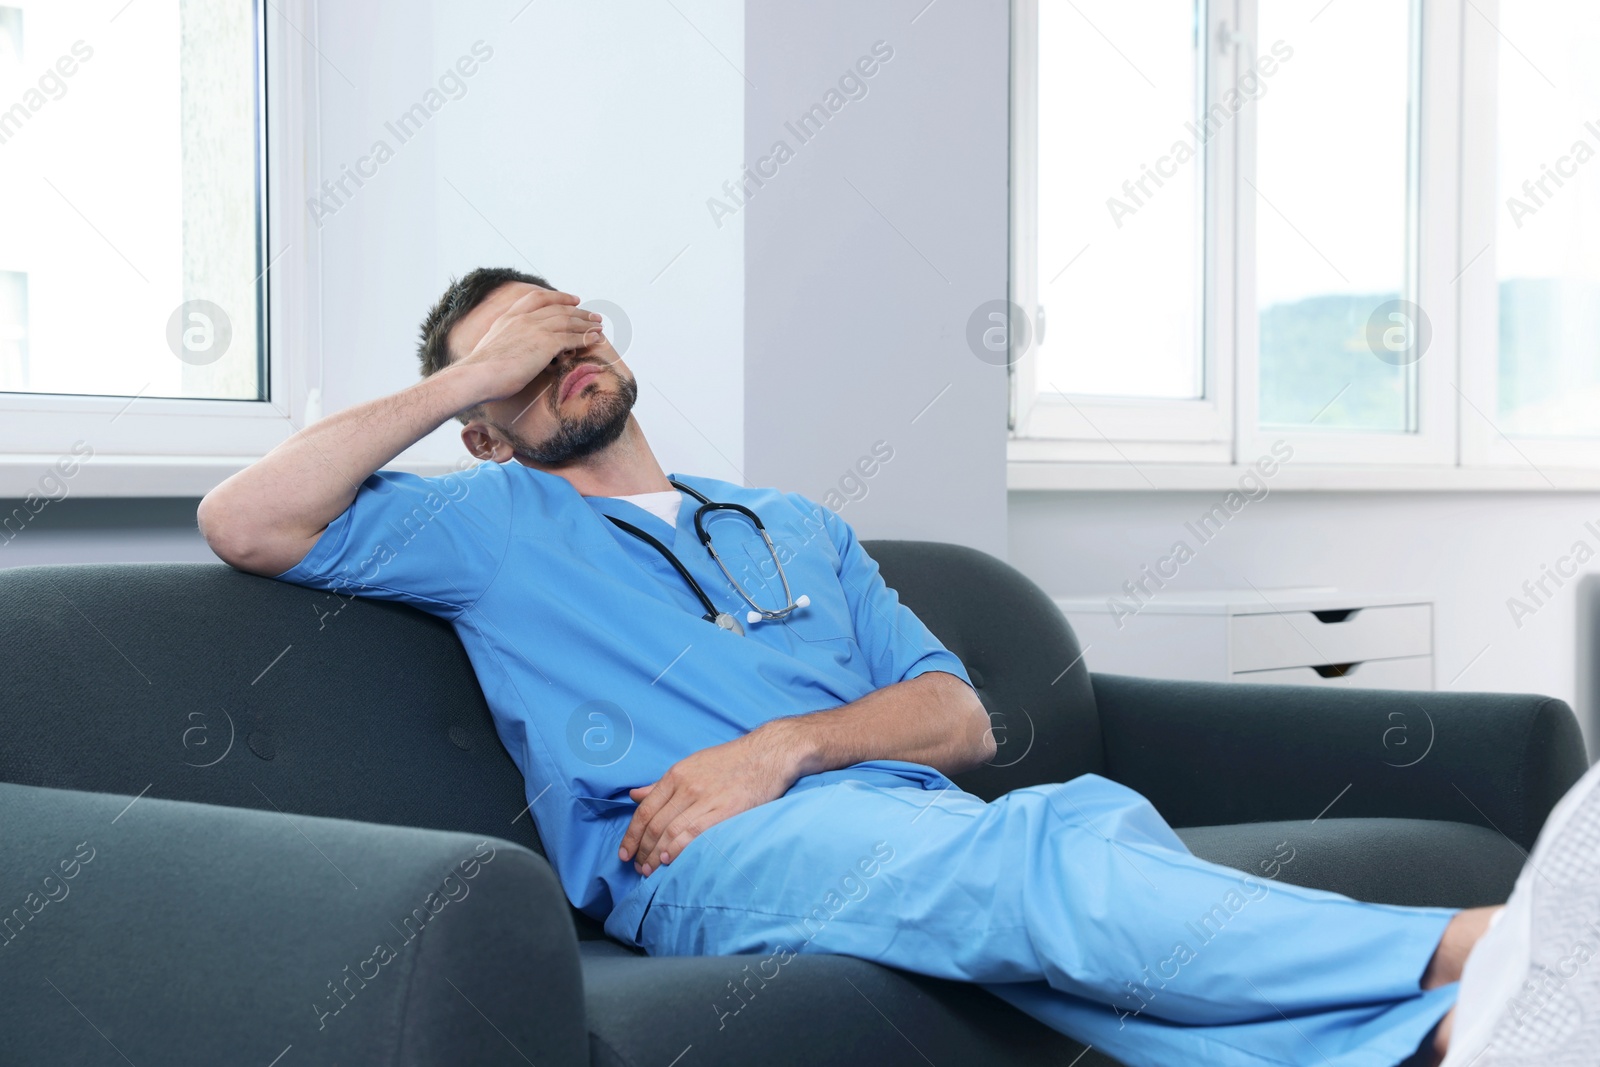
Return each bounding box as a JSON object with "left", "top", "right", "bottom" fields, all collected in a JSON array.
[{"left": 502, "top": 368, "right": 639, "bottom": 466}]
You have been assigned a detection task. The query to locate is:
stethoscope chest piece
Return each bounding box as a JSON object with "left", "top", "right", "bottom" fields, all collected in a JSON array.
[{"left": 713, "top": 612, "right": 745, "bottom": 636}]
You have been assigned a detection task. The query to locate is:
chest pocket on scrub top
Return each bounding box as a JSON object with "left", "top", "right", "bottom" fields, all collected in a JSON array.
[{"left": 712, "top": 511, "right": 854, "bottom": 645}]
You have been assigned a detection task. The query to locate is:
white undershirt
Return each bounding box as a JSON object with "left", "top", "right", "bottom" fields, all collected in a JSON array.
[{"left": 612, "top": 489, "right": 682, "bottom": 527}]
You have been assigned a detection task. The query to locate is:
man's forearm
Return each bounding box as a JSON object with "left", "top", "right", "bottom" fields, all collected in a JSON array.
[
  {"left": 199, "top": 362, "right": 488, "bottom": 572},
  {"left": 757, "top": 670, "right": 995, "bottom": 781},
  {"left": 622, "top": 671, "right": 994, "bottom": 875}
]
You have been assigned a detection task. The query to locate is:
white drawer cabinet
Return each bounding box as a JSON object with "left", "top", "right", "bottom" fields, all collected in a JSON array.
[
  {"left": 1231, "top": 655, "right": 1433, "bottom": 689},
  {"left": 1229, "top": 604, "right": 1434, "bottom": 673},
  {"left": 1055, "top": 588, "right": 1435, "bottom": 691}
]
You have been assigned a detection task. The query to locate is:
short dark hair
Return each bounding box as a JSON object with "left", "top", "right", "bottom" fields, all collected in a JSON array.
[{"left": 418, "top": 266, "right": 553, "bottom": 424}]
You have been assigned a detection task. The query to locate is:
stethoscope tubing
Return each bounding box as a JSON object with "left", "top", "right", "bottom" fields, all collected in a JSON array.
[
  {"left": 604, "top": 479, "right": 804, "bottom": 631},
  {"left": 604, "top": 514, "right": 724, "bottom": 625}
]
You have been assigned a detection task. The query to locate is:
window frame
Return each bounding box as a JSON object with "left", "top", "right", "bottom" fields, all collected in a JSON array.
[
  {"left": 1008, "top": 0, "right": 1579, "bottom": 486},
  {"left": 1010, "top": 0, "right": 1236, "bottom": 466},
  {"left": 0, "top": 0, "right": 324, "bottom": 497},
  {"left": 1234, "top": 0, "right": 1458, "bottom": 467},
  {"left": 1457, "top": 0, "right": 1600, "bottom": 474}
]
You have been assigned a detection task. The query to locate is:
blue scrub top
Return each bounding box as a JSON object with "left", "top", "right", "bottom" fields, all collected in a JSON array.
[{"left": 272, "top": 460, "right": 972, "bottom": 922}]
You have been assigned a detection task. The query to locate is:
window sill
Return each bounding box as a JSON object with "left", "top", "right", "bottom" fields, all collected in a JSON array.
[
  {"left": 1008, "top": 458, "right": 1600, "bottom": 493},
  {"left": 0, "top": 454, "right": 467, "bottom": 500}
]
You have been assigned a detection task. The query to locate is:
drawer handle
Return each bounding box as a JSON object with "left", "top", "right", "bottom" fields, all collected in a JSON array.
[
  {"left": 1312, "top": 662, "right": 1361, "bottom": 678},
  {"left": 1311, "top": 609, "right": 1361, "bottom": 624}
]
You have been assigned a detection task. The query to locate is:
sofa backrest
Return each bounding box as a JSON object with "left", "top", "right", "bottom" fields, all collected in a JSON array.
[
  {"left": 0, "top": 561, "right": 540, "bottom": 859},
  {"left": 0, "top": 542, "right": 1101, "bottom": 864},
  {"left": 864, "top": 541, "right": 1103, "bottom": 799}
]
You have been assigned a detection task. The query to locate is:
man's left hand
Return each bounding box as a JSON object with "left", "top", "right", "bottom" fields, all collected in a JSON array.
[{"left": 618, "top": 724, "right": 802, "bottom": 877}]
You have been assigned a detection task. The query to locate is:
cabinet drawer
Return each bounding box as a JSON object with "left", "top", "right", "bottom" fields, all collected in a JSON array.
[
  {"left": 1230, "top": 604, "right": 1431, "bottom": 673},
  {"left": 1231, "top": 655, "right": 1433, "bottom": 691}
]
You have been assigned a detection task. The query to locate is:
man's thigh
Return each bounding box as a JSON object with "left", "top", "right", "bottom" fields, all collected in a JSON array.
[
  {"left": 636, "top": 776, "right": 990, "bottom": 962},
  {"left": 634, "top": 772, "right": 1191, "bottom": 982}
]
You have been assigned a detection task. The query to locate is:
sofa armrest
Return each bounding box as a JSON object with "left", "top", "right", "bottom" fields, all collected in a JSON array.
[
  {"left": 1093, "top": 673, "right": 1589, "bottom": 851},
  {"left": 0, "top": 781, "right": 587, "bottom": 1067}
]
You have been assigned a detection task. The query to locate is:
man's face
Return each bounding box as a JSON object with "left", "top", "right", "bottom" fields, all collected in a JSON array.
[{"left": 448, "top": 282, "right": 638, "bottom": 467}]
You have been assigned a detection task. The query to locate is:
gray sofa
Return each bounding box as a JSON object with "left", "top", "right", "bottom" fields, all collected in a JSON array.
[{"left": 0, "top": 543, "right": 1587, "bottom": 1066}]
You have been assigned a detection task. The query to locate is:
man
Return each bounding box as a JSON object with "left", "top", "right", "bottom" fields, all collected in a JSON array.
[{"left": 198, "top": 267, "right": 1599, "bottom": 1067}]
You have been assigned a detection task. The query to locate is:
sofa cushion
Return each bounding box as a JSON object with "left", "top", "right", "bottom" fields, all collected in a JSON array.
[
  {"left": 0, "top": 781, "right": 587, "bottom": 1067},
  {"left": 1175, "top": 817, "right": 1526, "bottom": 908},
  {"left": 0, "top": 563, "right": 545, "bottom": 850},
  {"left": 579, "top": 942, "right": 1119, "bottom": 1067}
]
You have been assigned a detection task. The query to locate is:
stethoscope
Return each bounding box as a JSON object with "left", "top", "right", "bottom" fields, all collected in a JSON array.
[{"left": 604, "top": 479, "right": 810, "bottom": 637}]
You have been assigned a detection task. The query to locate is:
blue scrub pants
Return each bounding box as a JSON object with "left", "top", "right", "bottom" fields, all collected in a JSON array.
[{"left": 604, "top": 770, "right": 1460, "bottom": 1067}]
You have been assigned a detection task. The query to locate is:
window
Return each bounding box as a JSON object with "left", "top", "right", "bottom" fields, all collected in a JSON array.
[
  {"left": 0, "top": 1, "right": 263, "bottom": 402},
  {"left": 1454, "top": 0, "right": 1600, "bottom": 472},
  {"left": 1253, "top": 0, "right": 1418, "bottom": 434},
  {"left": 1013, "top": 0, "right": 1596, "bottom": 484},
  {"left": 1013, "top": 0, "right": 1233, "bottom": 459},
  {"left": 1492, "top": 0, "right": 1600, "bottom": 439},
  {"left": 0, "top": 1, "right": 326, "bottom": 491},
  {"left": 1034, "top": 0, "right": 1205, "bottom": 402}
]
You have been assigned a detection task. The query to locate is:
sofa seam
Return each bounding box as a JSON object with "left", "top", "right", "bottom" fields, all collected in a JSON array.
[
  {"left": 388, "top": 877, "right": 433, "bottom": 1066},
  {"left": 588, "top": 1028, "right": 640, "bottom": 1067},
  {"left": 1510, "top": 699, "right": 1547, "bottom": 847}
]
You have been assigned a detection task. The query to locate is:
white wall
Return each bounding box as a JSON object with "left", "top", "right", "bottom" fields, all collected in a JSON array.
[
  {"left": 742, "top": 0, "right": 1010, "bottom": 557},
  {"left": 1009, "top": 490, "right": 1600, "bottom": 756},
  {"left": 313, "top": 0, "right": 745, "bottom": 479}
]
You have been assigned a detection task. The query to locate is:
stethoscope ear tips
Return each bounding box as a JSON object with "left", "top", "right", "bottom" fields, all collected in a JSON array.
[{"left": 796, "top": 594, "right": 811, "bottom": 608}]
